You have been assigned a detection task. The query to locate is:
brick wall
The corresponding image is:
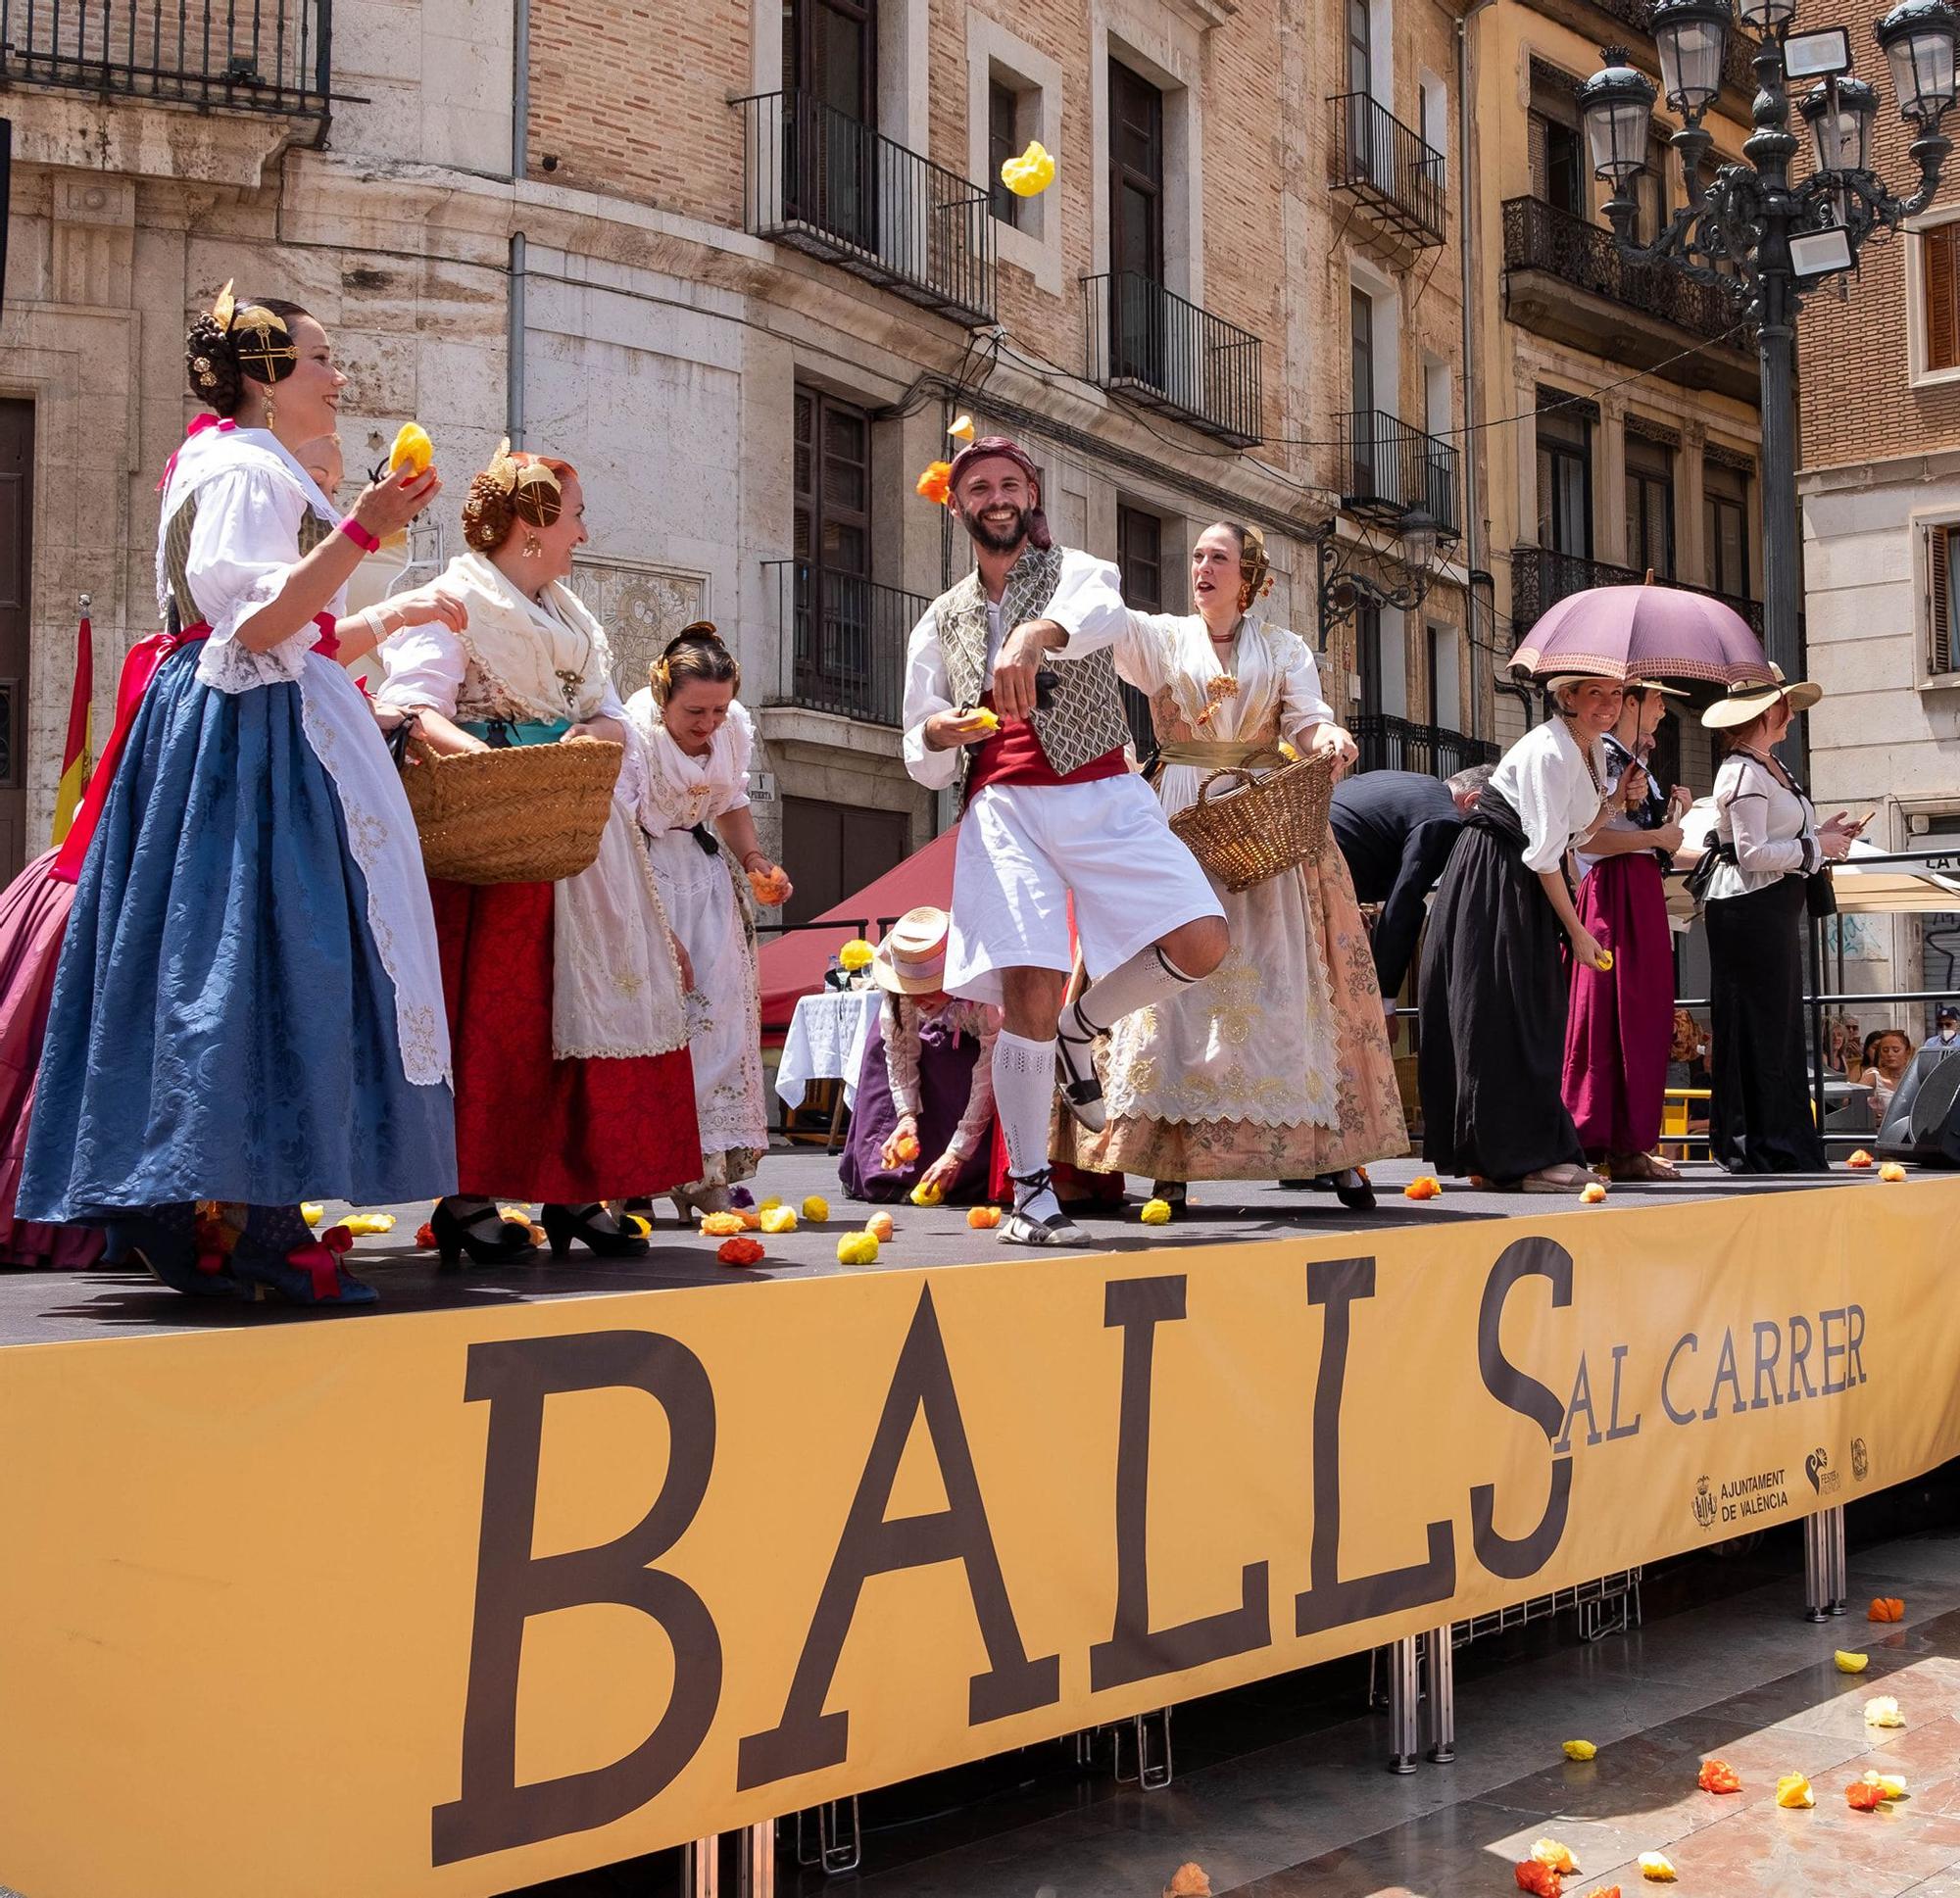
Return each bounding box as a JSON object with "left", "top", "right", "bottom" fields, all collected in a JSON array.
[{"left": 1796, "top": 0, "right": 1960, "bottom": 471}]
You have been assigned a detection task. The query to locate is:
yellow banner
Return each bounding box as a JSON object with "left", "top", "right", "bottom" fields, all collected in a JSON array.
[{"left": 0, "top": 1183, "right": 1954, "bottom": 1898}]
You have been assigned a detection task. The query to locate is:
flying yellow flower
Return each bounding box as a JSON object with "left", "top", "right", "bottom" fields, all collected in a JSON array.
[
  {"left": 1001, "top": 139, "right": 1056, "bottom": 197},
  {"left": 949, "top": 414, "right": 976, "bottom": 442}
]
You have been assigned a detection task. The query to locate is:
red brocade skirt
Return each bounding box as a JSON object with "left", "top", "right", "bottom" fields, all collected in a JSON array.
[{"left": 431, "top": 878, "right": 702, "bottom": 1202}]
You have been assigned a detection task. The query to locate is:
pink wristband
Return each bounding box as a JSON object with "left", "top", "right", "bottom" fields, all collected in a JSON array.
[{"left": 338, "top": 517, "right": 381, "bottom": 554}]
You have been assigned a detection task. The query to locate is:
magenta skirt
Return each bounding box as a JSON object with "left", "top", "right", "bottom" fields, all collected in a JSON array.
[
  {"left": 0, "top": 852, "right": 103, "bottom": 1268},
  {"left": 1561, "top": 852, "right": 1676, "bottom": 1158}
]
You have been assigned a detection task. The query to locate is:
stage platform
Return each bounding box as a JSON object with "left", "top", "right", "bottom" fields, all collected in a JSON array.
[{"left": 0, "top": 1151, "right": 1913, "bottom": 1344}]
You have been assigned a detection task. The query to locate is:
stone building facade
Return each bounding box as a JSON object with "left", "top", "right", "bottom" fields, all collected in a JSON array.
[
  {"left": 1796, "top": 28, "right": 1960, "bottom": 1035},
  {"left": 1469, "top": 0, "right": 1766, "bottom": 789},
  {"left": 0, "top": 0, "right": 1486, "bottom": 909}
]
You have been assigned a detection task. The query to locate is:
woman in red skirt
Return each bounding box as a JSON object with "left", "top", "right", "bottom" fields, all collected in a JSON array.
[{"left": 376, "top": 441, "right": 701, "bottom": 1265}]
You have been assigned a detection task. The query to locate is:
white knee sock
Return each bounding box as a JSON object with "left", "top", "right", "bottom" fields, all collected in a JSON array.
[
  {"left": 1066, "top": 944, "right": 1201, "bottom": 1040},
  {"left": 994, "top": 1030, "right": 1060, "bottom": 1211}
]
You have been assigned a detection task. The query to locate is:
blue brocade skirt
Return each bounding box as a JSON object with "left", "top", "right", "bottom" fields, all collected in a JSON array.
[{"left": 19, "top": 648, "right": 456, "bottom": 1221}]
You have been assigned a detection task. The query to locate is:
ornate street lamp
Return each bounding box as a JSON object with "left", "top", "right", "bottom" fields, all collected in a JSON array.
[
  {"left": 1313, "top": 505, "right": 1450, "bottom": 646},
  {"left": 1580, "top": 0, "right": 1958, "bottom": 692}
]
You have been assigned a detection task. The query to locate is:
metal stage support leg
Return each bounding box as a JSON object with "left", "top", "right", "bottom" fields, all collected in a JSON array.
[
  {"left": 682, "top": 1836, "right": 719, "bottom": 1897},
  {"left": 1422, "top": 1625, "right": 1456, "bottom": 1765},
  {"left": 740, "top": 1818, "right": 779, "bottom": 1894},
  {"left": 1113, "top": 1707, "right": 1175, "bottom": 1789},
  {"left": 1803, "top": 1508, "right": 1850, "bottom": 1622},
  {"left": 793, "top": 1800, "right": 859, "bottom": 1874},
  {"left": 1385, "top": 1633, "right": 1420, "bottom": 1775}
]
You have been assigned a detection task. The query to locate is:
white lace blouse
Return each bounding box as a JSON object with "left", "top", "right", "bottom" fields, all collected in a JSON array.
[
  {"left": 1706, "top": 751, "right": 1822, "bottom": 900},
  {"left": 1488, "top": 716, "right": 1607, "bottom": 874}
]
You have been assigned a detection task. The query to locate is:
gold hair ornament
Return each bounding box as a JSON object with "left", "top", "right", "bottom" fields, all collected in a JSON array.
[
  {"left": 209, "top": 277, "right": 298, "bottom": 383},
  {"left": 485, "top": 436, "right": 564, "bottom": 514}
]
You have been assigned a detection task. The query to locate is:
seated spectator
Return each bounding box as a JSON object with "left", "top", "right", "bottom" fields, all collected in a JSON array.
[
  {"left": 1862, "top": 1029, "right": 1916, "bottom": 1117},
  {"left": 839, "top": 908, "right": 999, "bottom": 1205}
]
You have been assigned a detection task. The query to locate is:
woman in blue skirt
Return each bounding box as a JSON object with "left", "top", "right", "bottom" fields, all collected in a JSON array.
[{"left": 19, "top": 282, "right": 463, "bottom": 1304}]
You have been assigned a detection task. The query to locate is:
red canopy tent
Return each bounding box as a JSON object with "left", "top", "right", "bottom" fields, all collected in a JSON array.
[{"left": 759, "top": 824, "right": 960, "bottom": 1031}]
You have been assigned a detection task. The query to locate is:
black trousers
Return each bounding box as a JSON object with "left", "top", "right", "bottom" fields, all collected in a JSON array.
[{"left": 1707, "top": 875, "right": 1825, "bottom": 1174}]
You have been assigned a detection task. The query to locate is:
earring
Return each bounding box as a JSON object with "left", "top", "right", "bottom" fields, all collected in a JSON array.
[
  {"left": 264, "top": 397, "right": 277, "bottom": 430},
  {"left": 521, "top": 532, "right": 542, "bottom": 560}
]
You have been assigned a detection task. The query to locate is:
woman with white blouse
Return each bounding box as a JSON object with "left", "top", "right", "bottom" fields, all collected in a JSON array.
[
  {"left": 1700, "top": 674, "right": 1859, "bottom": 1172},
  {"left": 624, "top": 627, "right": 787, "bottom": 1215},
  {"left": 1417, "top": 676, "right": 1622, "bottom": 1192}
]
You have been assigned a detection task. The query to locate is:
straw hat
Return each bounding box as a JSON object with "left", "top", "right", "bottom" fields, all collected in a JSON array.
[
  {"left": 872, "top": 906, "right": 952, "bottom": 996},
  {"left": 1700, "top": 662, "right": 1822, "bottom": 730},
  {"left": 1628, "top": 677, "right": 1690, "bottom": 699}
]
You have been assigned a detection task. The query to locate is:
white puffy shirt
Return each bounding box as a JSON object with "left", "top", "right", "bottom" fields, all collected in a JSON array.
[{"left": 1488, "top": 716, "right": 1607, "bottom": 874}]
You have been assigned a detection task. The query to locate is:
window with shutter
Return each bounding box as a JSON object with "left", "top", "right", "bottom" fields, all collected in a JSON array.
[
  {"left": 1927, "top": 225, "right": 1960, "bottom": 371},
  {"left": 1933, "top": 524, "right": 1957, "bottom": 676}
]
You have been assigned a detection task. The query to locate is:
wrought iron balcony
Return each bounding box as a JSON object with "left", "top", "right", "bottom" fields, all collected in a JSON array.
[
  {"left": 0, "top": 0, "right": 330, "bottom": 113},
  {"left": 738, "top": 91, "right": 994, "bottom": 326},
  {"left": 1337, "top": 411, "right": 1461, "bottom": 538},
  {"left": 764, "top": 560, "right": 926, "bottom": 730},
  {"left": 1351, "top": 712, "right": 1497, "bottom": 780},
  {"left": 1509, "top": 544, "right": 1766, "bottom": 640},
  {"left": 1501, "top": 197, "right": 1756, "bottom": 399},
  {"left": 1328, "top": 93, "right": 1446, "bottom": 248},
  {"left": 1082, "top": 271, "right": 1263, "bottom": 448}
]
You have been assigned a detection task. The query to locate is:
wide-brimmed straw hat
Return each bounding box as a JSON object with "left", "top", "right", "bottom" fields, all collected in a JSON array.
[
  {"left": 1700, "top": 662, "right": 1823, "bottom": 729},
  {"left": 872, "top": 906, "right": 952, "bottom": 996},
  {"left": 1627, "top": 677, "right": 1690, "bottom": 699}
]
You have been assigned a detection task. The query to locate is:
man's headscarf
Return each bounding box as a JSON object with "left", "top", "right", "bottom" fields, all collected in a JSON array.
[{"left": 946, "top": 435, "right": 1054, "bottom": 550}]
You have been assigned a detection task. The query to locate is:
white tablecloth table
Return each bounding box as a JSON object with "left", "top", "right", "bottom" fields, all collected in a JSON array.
[{"left": 775, "top": 989, "right": 881, "bottom": 1112}]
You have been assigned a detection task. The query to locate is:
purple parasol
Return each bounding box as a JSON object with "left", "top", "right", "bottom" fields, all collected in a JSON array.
[{"left": 1510, "top": 580, "right": 1770, "bottom": 689}]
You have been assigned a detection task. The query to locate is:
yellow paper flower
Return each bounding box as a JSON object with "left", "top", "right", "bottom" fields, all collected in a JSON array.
[
  {"left": 910, "top": 1179, "right": 947, "bottom": 1207},
  {"left": 1880, "top": 1161, "right": 1908, "bottom": 1182},
  {"left": 839, "top": 939, "right": 874, "bottom": 972},
  {"left": 1861, "top": 1770, "right": 1909, "bottom": 1799},
  {"left": 760, "top": 1206, "right": 799, "bottom": 1235},
  {"left": 1561, "top": 1739, "right": 1597, "bottom": 1762},
  {"left": 1001, "top": 139, "right": 1056, "bottom": 197},
  {"left": 337, "top": 1212, "right": 396, "bottom": 1237},
  {"left": 1140, "top": 1197, "right": 1173, "bottom": 1224},
  {"left": 949, "top": 414, "right": 976, "bottom": 442},
  {"left": 1639, "top": 1852, "right": 1677, "bottom": 1881},
  {"left": 1581, "top": 1182, "right": 1608, "bottom": 1203},
  {"left": 301, "top": 1201, "right": 324, "bottom": 1226},
  {"left": 759, "top": 1197, "right": 782, "bottom": 1214},
  {"left": 1866, "top": 1695, "right": 1906, "bottom": 1728},
  {"left": 836, "top": 1231, "right": 880, "bottom": 1266},
  {"left": 701, "top": 1211, "right": 746, "bottom": 1238},
  {"left": 388, "top": 420, "right": 433, "bottom": 475},
  {"left": 1776, "top": 1771, "right": 1815, "bottom": 1809},
  {"left": 1595, "top": 949, "right": 1615, "bottom": 971},
  {"left": 802, "top": 1194, "right": 831, "bottom": 1223},
  {"left": 1531, "top": 1839, "right": 1578, "bottom": 1874},
  {"left": 1836, "top": 1650, "right": 1871, "bottom": 1674}
]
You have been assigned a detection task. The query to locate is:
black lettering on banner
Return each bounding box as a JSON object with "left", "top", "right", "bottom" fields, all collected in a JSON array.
[
  {"left": 1847, "top": 1304, "right": 1867, "bottom": 1387},
  {"left": 1822, "top": 1308, "right": 1848, "bottom": 1394},
  {"left": 1788, "top": 1314, "right": 1818, "bottom": 1400},
  {"left": 1604, "top": 1343, "right": 1642, "bottom": 1440},
  {"left": 1750, "top": 1321, "right": 1785, "bottom": 1410},
  {"left": 737, "top": 1287, "right": 1059, "bottom": 1791},
  {"left": 1662, "top": 1334, "right": 1699, "bottom": 1426},
  {"left": 1702, "top": 1328, "right": 1745, "bottom": 1419},
  {"left": 1090, "top": 1276, "right": 1271, "bottom": 1692},
  {"left": 431, "top": 1332, "right": 722, "bottom": 1868},
  {"left": 1468, "top": 1237, "right": 1574, "bottom": 1581},
  {"left": 1554, "top": 1353, "right": 1601, "bottom": 1453},
  {"left": 1295, "top": 1257, "right": 1455, "bottom": 1635}
]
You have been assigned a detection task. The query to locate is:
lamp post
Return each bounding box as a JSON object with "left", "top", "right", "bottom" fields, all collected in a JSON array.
[
  {"left": 1314, "top": 509, "right": 1446, "bottom": 648},
  {"left": 1580, "top": 0, "right": 1958, "bottom": 689}
]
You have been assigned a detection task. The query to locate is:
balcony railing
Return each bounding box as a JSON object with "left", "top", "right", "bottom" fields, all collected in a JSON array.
[
  {"left": 1510, "top": 544, "right": 1767, "bottom": 641},
  {"left": 738, "top": 91, "right": 994, "bottom": 326},
  {"left": 0, "top": 0, "right": 330, "bottom": 112},
  {"left": 765, "top": 560, "right": 925, "bottom": 729},
  {"left": 1338, "top": 411, "right": 1461, "bottom": 537},
  {"left": 1328, "top": 93, "right": 1446, "bottom": 247},
  {"left": 1502, "top": 196, "right": 1745, "bottom": 348},
  {"left": 1352, "top": 713, "right": 1497, "bottom": 780},
  {"left": 1083, "top": 270, "right": 1263, "bottom": 447}
]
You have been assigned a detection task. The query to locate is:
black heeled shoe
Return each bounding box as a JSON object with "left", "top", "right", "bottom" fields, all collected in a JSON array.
[
  {"left": 431, "top": 1197, "right": 537, "bottom": 1271},
  {"left": 541, "top": 1201, "right": 652, "bottom": 1261},
  {"left": 1150, "top": 1180, "right": 1189, "bottom": 1218},
  {"left": 1333, "top": 1168, "right": 1376, "bottom": 1211}
]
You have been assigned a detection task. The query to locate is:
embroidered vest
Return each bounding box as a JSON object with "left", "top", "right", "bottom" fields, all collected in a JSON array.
[{"left": 931, "top": 545, "right": 1132, "bottom": 790}]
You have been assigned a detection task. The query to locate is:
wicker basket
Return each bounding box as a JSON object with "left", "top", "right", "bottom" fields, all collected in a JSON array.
[
  {"left": 400, "top": 735, "right": 621, "bottom": 885},
  {"left": 1168, "top": 752, "right": 1335, "bottom": 893}
]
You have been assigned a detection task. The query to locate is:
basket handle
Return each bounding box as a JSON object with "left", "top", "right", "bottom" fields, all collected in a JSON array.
[{"left": 1190, "top": 747, "right": 1289, "bottom": 807}]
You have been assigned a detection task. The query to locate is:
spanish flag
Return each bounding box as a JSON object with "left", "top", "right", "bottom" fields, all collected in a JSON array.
[{"left": 51, "top": 602, "right": 92, "bottom": 848}]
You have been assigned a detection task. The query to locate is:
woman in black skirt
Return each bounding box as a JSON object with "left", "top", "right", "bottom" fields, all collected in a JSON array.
[
  {"left": 1418, "top": 676, "right": 1622, "bottom": 1192},
  {"left": 1700, "top": 675, "right": 1859, "bottom": 1172}
]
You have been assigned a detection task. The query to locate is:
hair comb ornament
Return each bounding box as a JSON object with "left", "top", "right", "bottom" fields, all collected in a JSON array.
[
  {"left": 485, "top": 436, "right": 563, "bottom": 507},
  {"left": 209, "top": 278, "right": 298, "bottom": 381}
]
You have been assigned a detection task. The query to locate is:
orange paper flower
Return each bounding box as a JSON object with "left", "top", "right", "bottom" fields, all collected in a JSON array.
[
  {"left": 415, "top": 1219, "right": 436, "bottom": 1249},
  {"left": 1514, "top": 1860, "right": 1562, "bottom": 1897},
  {"left": 1846, "top": 1780, "right": 1888, "bottom": 1811},
  {"left": 893, "top": 1133, "right": 921, "bottom": 1163},
  {"left": 1164, "top": 1866, "right": 1211, "bottom": 1898},
  {"left": 915, "top": 461, "right": 954, "bottom": 507},
  {"left": 1881, "top": 1161, "right": 1908, "bottom": 1183},
  {"left": 1698, "top": 1758, "right": 1741, "bottom": 1794},
  {"left": 716, "top": 1236, "right": 764, "bottom": 1267},
  {"left": 1403, "top": 1176, "right": 1444, "bottom": 1200},
  {"left": 968, "top": 1205, "right": 1003, "bottom": 1229},
  {"left": 701, "top": 1211, "right": 745, "bottom": 1237},
  {"left": 866, "top": 1211, "right": 895, "bottom": 1241},
  {"left": 1580, "top": 1181, "right": 1608, "bottom": 1203},
  {"left": 1870, "top": 1596, "right": 1905, "bottom": 1623},
  {"left": 1847, "top": 1148, "right": 1875, "bottom": 1168}
]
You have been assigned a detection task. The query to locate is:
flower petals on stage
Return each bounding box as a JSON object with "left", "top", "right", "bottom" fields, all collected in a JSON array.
[
  {"left": 1870, "top": 1597, "right": 1906, "bottom": 1622},
  {"left": 1775, "top": 1771, "right": 1816, "bottom": 1808},
  {"left": 1697, "top": 1758, "right": 1741, "bottom": 1794},
  {"left": 1836, "top": 1650, "right": 1871, "bottom": 1673},
  {"left": 1514, "top": 1860, "right": 1562, "bottom": 1897},
  {"left": 836, "top": 1231, "right": 880, "bottom": 1265},
  {"left": 1562, "top": 1739, "right": 1597, "bottom": 1762},
  {"left": 1848, "top": 1148, "right": 1875, "bottom": 1168},
  {"left": 1403, "top": 1176, "right": 1444, "bottom": 1199},
  {"left": 1140, "top": 1197, "right": 1173, "bottom": 1224},
  {"left": 1581, "top": 1181, "right": 1608, "bottom": 1203},
  {"left": 1638, "top": 1851, "right": 1677, "bottom": 1880},
  {"left": 1881, "top": 1161, "right": 1908, "bottom": 1182},
  {"left": 1867, "top": 1695, "right": 1907, "bottom": 1727},
  {"left": 716, "top": 1237, "right": 764, "bottom": 1267},
  {"left": 967, "top": 1205, "right": 1003, "bottom": 1229},
  {"left": 760, "top": 1205, "right": 799, "bottom": 1234},
  {"left": 1532, "top": 1839, "right": 1579, "bottom": 1874},
  {"left": 701, "top": 1211, "right": 745, "bottom": 1237}
]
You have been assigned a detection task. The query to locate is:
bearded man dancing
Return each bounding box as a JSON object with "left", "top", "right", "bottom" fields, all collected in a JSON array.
[{"left": 903, "top": 436, "right": 1228, "bottom": 1246}]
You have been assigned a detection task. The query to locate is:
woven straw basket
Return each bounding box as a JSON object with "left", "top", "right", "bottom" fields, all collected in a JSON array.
[
  {"left": 1168, "top": 751, "right": 1336, "bottom": 893},
  {"left": 401, "top": 735, "right": 621, "bottom": 885}
]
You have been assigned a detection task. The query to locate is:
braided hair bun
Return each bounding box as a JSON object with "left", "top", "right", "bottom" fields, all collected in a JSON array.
[
  {"left": 461, "top": 450, "right": 576, "bottom": 553},
  {"left": 184, "top": 294, "right": 309, "bottom": 417},
  {"left": 651, "top": 622, "right": 740, "bottom": 706}
]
